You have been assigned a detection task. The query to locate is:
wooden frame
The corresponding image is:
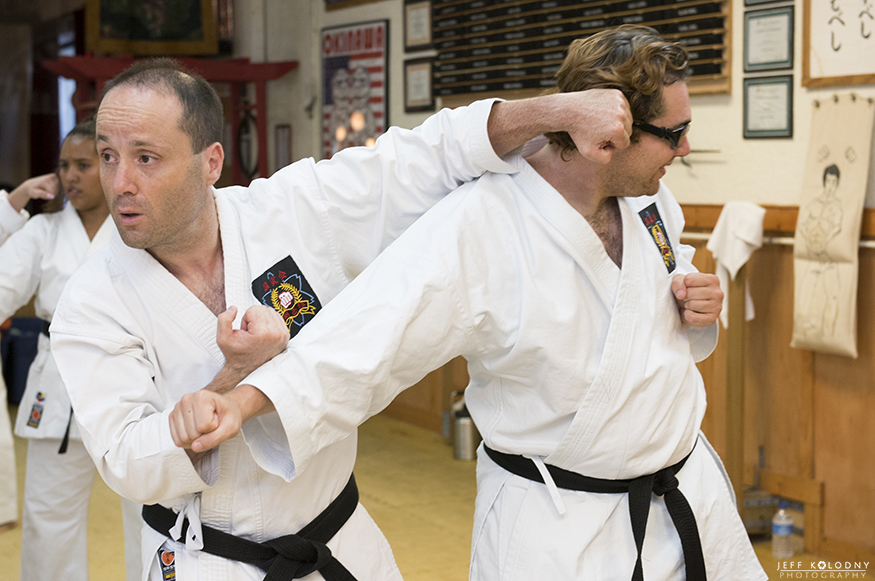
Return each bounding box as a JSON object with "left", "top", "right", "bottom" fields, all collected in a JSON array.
[
  {"left": 325, "top": 0, "right": 383, "bottom": 10},
  {"left": 404, "top": 58, "right": 434, "bottom": 113},
  {"left": 404, "top": 0, "right": 432, "bottom": 52},
  {"left": 86, "top": 0, "right": 217, "bottom": 55},
  {"left": 803, "top": 0, "right": 875, "bottom": 88},
  {"left": 744, "top": 6, "right": 794, "bottom": 72},
  {"left": 743, "top": 75, "right": 794, "bottom": 139},
  {"left": 321, "top": 20, "right": 389, "bottom": 159}
]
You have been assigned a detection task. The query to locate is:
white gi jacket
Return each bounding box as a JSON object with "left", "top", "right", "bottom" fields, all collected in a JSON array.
[
  {"left": 245, "top": 155, "right": 768, "bottom": 581},
  {"left": 51, "top": 99, "right": 517, "bottom": 581},
  {"left": 0, "top": 190, "right": 29, "bottom": 244},
  {"left": 0, "top": 202, "right": 112, "bottom": 440}
]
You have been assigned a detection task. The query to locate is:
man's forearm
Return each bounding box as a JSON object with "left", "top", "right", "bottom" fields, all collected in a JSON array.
[
  {"left": 230, "top": 383, "right": 275, "bottom": 423},
  {"left": 204, "top": 364, "right": 250, "bottom": 394},
  {"left": 486, "top": 89, "right": 632, "bottom": 162}
]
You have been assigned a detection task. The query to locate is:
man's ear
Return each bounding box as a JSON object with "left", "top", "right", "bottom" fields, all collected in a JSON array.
[{"left": 204, "top": 142, "right": 225, "bottom": 186}]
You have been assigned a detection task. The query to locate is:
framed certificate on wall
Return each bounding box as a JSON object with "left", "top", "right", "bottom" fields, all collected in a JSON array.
[
  {"left": 744, "top": 6, "right": 794, "bottom": 72},
  {"left": 743, "top": 75, "right": 794, "bottom": 139}
]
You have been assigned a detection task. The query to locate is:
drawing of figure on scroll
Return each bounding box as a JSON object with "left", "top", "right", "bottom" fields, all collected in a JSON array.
[{"left": 796, "top": 164, "right": 843, "bottom": 339}]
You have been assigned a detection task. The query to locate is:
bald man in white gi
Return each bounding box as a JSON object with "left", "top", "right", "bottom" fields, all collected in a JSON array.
[
  {"left": 49, "top": 57, "right": 633, "bottom": 580},
  {"left": 177, "top": 26, "right": 769, "bottom": 581}
]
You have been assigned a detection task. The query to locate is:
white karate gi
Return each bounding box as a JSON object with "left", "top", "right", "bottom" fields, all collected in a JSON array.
[
  {"left": 0, "top": 191, "right": 24, "bottom": 527},
  {"left": 51, "top": 99, "right": 516, "bottom": 581},
  {"left": 0, "top": 200, "right": 142, "bottom": 581},
  {"left": 245, "top": 155, "right": 769, "bottom": 581}
]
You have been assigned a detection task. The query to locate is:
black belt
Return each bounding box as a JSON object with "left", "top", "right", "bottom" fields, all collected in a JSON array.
[
  {"left": 39, "top": 318, "right": 72, "bottom": 455},
  {"left": 484, "top": 445, "right": 706, "bottom": 581},
  {"left": 142, "top": 474, "right": 360, "bottom": 581}
]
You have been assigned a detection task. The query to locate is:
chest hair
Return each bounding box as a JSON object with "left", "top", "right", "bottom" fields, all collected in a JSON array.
[
  {"left": 180, "top": 261, "right": 227, "bottom": 316},
  {"left": 586, "top": 198, "right": 623, "bottom": 268}
]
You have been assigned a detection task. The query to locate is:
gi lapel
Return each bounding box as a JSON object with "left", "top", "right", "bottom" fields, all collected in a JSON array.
[
  {"left": 108, "top": 229, "right": 226, "bottom": 364},
  {"left": 545, "top": 200, "right": 648, "bottom": 476}
]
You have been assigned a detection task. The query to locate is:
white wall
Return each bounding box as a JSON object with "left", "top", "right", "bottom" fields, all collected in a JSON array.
[
  {"left": 665, "top": 0, "right": 875, "bottom": 207},
  {"left": 242, "top": 0, "right": 875, "bottom": 206}
]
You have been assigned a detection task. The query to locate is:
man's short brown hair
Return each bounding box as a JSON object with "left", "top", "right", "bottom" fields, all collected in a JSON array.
[
  {"left": 544, "top": 25, "right": 690, "bottom": 158},
  {"left": 100, "top": 58, "right": 223, "bottom": 154}
]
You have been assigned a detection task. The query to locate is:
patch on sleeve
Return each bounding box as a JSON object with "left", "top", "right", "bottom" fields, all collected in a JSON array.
[
  {"left": 26, "top": 392, "right": 46, "bottom": 428},
  {"left": 159, "top": 549, "right": 176, "bottom": 580},
  {"left": 251, "top": 256, "right": 323, "bottom": 338},
  {"left": 638, "top": 203, "right": 676, "bottom": 274}
]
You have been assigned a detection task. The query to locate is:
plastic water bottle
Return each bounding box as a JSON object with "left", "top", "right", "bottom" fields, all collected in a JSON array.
[{"left": 772, "top": 501, "right": 794, "bottom": 558}]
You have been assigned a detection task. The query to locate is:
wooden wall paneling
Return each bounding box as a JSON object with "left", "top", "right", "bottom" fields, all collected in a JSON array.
[
  {"left": 812, "top": 249, "right": 875, "bottom": 555},
  {"left": 745, "top": 244, "right": 815, "bottom": 481}
]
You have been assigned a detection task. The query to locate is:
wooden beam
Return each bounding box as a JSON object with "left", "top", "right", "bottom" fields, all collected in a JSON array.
[{"left": 760, "top": 470, "right": 823, "bottom": 505}]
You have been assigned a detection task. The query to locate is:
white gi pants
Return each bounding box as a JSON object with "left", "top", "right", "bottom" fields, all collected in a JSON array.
[
  {"left": 0, "top": 361, "right": 17, "bottom": 526},
  {"left": 20, "top": 438, "right": 143, "bottom": 581}
]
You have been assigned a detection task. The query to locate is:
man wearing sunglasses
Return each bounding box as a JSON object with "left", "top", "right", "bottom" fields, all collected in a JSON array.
[{"left": 175, "top": 25, "right": 765, "bottom": 581}]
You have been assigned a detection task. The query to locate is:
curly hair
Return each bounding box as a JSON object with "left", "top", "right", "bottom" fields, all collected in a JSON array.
[{"left": 543, "top": 25, "right": 690, "bottom": 159}]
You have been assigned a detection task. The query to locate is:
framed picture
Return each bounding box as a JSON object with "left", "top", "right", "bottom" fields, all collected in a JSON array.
[
  {"left": 743, "top": 75, "right": 794, "bottom": 139},
  {"left": 744, "top": 6, "right": 794, "bottom": 72},
  {"left": 321, "top": 20, "right": 389, "bottom": 159},
  {"left": 802, "top": 0, "right": 875, "bottom": 88},
  {"left": 404, "top": 58, "right": 434, "bottom": 113},
  {"left": 325, "top": 0, "right": 383, "bottom": 10},
  {"left": 274, "top": 124, "right": 292, "bottom": 172},
  {"left": 404, "top": 0, "right": 432, "bottom": 52},
  {"left": 85, "top": 0, "right": 218, "bottom": 55}
]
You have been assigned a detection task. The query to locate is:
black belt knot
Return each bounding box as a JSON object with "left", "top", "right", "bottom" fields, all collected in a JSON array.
[
  {"left": 261, "top": 535, "right": 333, "bottom": 579},
  {"left": 142, "top": 474, "right": 360, "bottom": 581},
  {"left": 484, "top": 444, "right": 706, "bottom": 581}
]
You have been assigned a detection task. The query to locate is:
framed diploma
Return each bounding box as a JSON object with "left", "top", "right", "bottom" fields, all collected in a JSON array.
[
  {"left": 404, "top": 58, "right": 434, "bottom": 112},
  {"left": 744, "top": 6, "right": 794, "bottom": 72},
  {"left": 404, "top": 0, "right": 432, "bottom": 52},
  {"left": 743, "top": 75, "right": 794, "bottom": 138}
]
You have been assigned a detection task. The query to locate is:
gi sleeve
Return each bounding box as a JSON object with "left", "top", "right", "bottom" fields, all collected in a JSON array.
[
  {"left": 308, "top": 98, "right": 518, "bottom": 278},
  {"left": 0, "top": 217, "right": 45, "bottom": 321},
  {"left": 51, "top": 284, "right": 216, "bottom": 505},
  {"left": 657, "top": 184, "right": 719, "bottom": 361},
  {"left": 242, "top": 191, "right": 481, "bottom": 480},
  {"left": 0, "top": 190, "right": 29, "bottom": 245}
]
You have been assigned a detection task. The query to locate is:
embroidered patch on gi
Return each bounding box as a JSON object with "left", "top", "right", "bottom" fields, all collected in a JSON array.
[
  {"left": 159, "top": 549, "right": 176, "bottom": 580},
  {"left": 27, "top": 392, "right": 46, "bottom": 428},
  {"left": 638, "top": 203, "right": 677, "bottom": 274},
  {"left": 251, "top": 256, "right": 323, "bottom": 338}
]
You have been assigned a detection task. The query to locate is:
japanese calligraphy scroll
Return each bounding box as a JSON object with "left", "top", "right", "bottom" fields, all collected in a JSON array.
[
  {"left": 803, "top": 0, "right": 875, "bottom": 87},
  {"left": 791, "top": 95, "right": 875, "bottom": 358}
]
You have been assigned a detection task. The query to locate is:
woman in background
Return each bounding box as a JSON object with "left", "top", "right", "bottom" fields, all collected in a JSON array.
[{"left": 0, "top": 116, "right": 141, "bottom": 581}]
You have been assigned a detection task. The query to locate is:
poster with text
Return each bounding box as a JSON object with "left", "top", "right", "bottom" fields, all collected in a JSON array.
[{"left": 322, "top": 20, "right": 388, "bottom": 159}]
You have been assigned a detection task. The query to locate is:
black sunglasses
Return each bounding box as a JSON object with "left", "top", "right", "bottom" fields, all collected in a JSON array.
[{"left": 633, "top": 120, "right": 691, "bottom": 149}]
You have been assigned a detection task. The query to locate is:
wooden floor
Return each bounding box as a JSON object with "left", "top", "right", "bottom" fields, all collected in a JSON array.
[{"left": 0, "top": 406, "right": 854, "bottom": 580}]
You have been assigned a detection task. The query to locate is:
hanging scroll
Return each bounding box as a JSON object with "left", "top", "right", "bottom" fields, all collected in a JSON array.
[
  {"left": 432, "top": 0, "right": 730, "bottom": 102},
  {"left": 791, "top": 95, "right": 875, "bottom": 358},
  {"left": 803, "top": 0, "right": 875, "bottom": 88}
]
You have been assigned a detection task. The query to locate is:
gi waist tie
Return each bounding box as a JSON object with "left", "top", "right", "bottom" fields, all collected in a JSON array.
[
  {"left": 142, "top": 473, "right": 360, "bottom": 581},
  {"left": 483, "top": 445, "right": 706, "bottom": 581},
  {"left": 40, "top": 318, "right": 74, "bottom": 455}
]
